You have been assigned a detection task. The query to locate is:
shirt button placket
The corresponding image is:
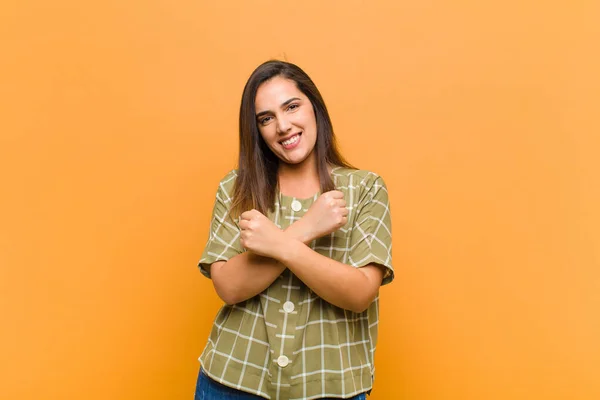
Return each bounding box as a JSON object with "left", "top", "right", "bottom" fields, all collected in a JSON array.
[
  {"left": 283, "top": 301, "right": 295, "bottom": 313},
  {"left": 276, "top": 200, "right": 305, "bottom": 399},
  {"left": 279, "top": 300, "right": 296, "bottom": 374},
  {"left": 291, "top": 200, "right": 302, "bottom": 212},
  {"left": 278, "top": 292, "right": 299, "bottom": 399},
  {"left": 277, "top": 355, "right": 289, "bottom": 368}
]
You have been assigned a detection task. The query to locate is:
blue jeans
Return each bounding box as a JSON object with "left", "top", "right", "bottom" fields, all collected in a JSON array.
[{"left": 195, "top": 369, "right": 367, "bottom": 400}]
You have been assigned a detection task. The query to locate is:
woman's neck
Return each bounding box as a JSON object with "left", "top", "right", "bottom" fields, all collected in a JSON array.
[{"left": 278, "top": 159, "right": 327, "bottom": 199}]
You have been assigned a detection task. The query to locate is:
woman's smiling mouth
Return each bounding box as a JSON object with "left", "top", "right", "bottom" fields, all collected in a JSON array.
[{"left": 280, "top": 133, "right": 302, "bottom": 149}]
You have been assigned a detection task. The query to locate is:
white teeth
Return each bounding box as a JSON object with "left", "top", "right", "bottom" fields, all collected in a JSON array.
[{"left": 282, "top": 135, "right": 299, "bottom": 146}]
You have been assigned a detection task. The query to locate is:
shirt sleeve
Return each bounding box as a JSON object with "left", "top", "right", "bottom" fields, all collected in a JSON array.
[
  {"left": 198, "top": 175, "right": 244, "bottom": 279},
  {"left": 348, "top": 175, "right": 394, "bottom": 285}
]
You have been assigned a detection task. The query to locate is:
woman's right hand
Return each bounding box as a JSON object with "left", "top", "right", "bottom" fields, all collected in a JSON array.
[{"left": 302, "top": 190, "right": 348, "bottom": 239}]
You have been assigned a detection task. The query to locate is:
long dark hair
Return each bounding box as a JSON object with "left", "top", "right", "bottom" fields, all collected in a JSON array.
[{"left": 231, "top": 60, "right": 354, "bottom": 216}]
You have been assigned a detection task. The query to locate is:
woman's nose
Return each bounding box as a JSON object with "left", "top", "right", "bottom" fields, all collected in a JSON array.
[{"left": 276, "top": 116, "right": 292, "bottom": 133}]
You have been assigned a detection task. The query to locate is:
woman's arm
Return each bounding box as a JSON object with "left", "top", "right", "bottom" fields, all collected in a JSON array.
[
  {"left": 209, "top": 254, "right": 282, "bottom": 305},
  {"left": 209, "top": 216, "right": 339, "bottom": 305},
  {"left": 236, "top": 214, "right": 385, "bottom": 312},
  {"left": 238, "top": 189, "right": 388, "bottom": 312},
  {"left": 213, "top": 245, "right": 385, "bottom": 312},
  {"left": 276, "top": 240, "right": 385, "bottom": 313}
]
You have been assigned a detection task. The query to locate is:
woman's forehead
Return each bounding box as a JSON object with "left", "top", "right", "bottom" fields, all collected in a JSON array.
[{"left": 255, "top": 77, "right": 304, "bottom": 105}]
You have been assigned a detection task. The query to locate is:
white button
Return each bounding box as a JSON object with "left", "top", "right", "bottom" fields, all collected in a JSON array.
[
  {"left": 283, "top": 301, "right": 295, "bottom": 313},
  {"left": 277, "top": 355, "right": 289, "bottom": 368},
  {"left": 291, "top": 200, "right": 302, "bottom": 212}
]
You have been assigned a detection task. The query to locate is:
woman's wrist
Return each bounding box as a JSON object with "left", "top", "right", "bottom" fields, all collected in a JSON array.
[
  {"left": 272, "top": 233, "right": 305, "bottom": 265},
  {"left": 284, "top": 217, "right": 315, "bottom": 244}
]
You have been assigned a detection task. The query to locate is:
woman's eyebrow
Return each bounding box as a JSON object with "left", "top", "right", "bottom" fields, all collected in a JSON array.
[
  {"left": 256, "top": 97, "right": 301, "bottom": 118},
  {"left": 280, "top": 97, "right": 301, "bottom": 107}
]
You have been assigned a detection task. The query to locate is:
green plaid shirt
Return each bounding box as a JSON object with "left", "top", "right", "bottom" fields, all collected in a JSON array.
[{"left": 198, "top": 167, "right": 393, "bottom": 400}]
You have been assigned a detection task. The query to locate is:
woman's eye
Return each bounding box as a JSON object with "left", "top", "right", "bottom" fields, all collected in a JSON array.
[
  {"left": 288, "top": 104, "right": 299, "bottom": 111},
  {"left": 260, "top": 116, "right": 272, "bottom": 125}
]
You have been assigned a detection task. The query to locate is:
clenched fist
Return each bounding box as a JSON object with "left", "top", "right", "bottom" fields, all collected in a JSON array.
[
  {"left": 239, "top": 209, "right": 287, "bottom": 259},
  {"left": 302, "top": 190, "right": 348, "bottom": 240}
]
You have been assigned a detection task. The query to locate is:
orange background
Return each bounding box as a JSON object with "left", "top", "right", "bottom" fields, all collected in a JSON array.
[{"left": 1, "top": 1, "right": 599, "bottom": 399}]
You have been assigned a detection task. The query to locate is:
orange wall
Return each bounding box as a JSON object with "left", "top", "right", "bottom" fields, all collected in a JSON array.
[{"left": 1, "top": 1, "right": 599, "bottom": 399}]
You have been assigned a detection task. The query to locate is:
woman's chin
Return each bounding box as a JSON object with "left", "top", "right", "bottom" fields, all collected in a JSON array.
[
  {"left": 279, "top": 156, "right": 309, "bottom": 167},
  {"left": 276, "top": 148, "right": 316, "bottom": 168}
]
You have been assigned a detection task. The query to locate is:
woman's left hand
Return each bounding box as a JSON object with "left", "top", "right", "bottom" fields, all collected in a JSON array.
[{"left": 239, "top": 210, "right": 288, "bottom": 259}]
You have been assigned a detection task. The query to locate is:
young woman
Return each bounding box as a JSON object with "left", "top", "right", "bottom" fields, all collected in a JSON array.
[{"left": 196, "top": 60, "right": 393, "bottom": 400}]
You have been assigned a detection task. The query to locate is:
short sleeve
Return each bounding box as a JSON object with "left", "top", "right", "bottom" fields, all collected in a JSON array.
[
  {"left": 348, "top": 175, "right": 394, "bottom": 285},
  {"left": 198, "top": 173, "right": 244, "bottom": 278}
]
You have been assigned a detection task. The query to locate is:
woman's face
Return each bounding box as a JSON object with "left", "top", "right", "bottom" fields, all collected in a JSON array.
[{"left": 254, "top": 76, "right": 317, "bottom": 168}]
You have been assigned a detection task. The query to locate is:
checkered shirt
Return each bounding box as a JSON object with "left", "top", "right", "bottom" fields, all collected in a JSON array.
[{"left": 197, "top": 167, "right": 393, "bottom": 400}]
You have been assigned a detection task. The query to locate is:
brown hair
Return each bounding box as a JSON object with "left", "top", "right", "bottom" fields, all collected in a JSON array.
[{"left": 231, "top": 60, "right": 354, "bottom": 216}]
